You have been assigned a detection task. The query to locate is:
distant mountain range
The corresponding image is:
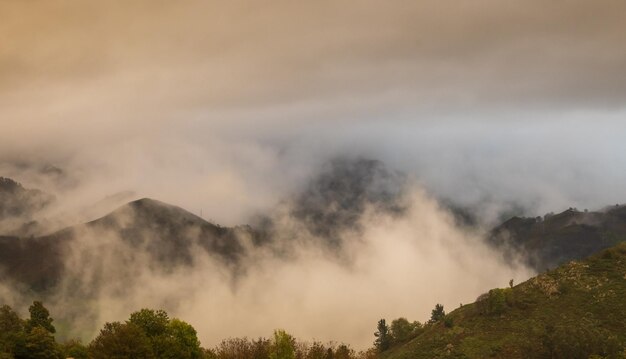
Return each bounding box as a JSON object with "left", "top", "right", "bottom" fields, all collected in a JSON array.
[{"left": 1, "top": 173, "right": 625, "bottom": 293}]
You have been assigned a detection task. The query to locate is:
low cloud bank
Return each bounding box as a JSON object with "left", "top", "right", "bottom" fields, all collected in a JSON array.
[{"left": 0, "top": 161, "right": 531, "bottom": 349}]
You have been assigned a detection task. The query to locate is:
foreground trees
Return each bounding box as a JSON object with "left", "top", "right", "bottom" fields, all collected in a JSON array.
[
  {"left": 207, "top": 335, "right": 371, "bottom": 359},
  {"left": 90, "top": 308, "right": 203, "bottom": 359},
  {"left": 0, "top": 303, "right": 203, "bottom": 359},
  {"left": 0, "top": 302, "right": 62, "bottom": 359},
  {"left": 1, "top": 301, "right": 375, "bottom": 359}
]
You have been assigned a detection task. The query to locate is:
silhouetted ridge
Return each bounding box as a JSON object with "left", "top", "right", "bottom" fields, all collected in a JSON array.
[
  {"left": 0, "top": 197, "right": 252, "bottom": 291},
  {"left": 489, "top": 205, "right": 626, "bottom": 271}
]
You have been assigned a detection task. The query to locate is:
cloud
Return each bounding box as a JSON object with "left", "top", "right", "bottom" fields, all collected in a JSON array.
[
  {"left": 4, "top": 181, "right": 529, "bottom": 349},
  {"left": 1, "top": 1, "right": 625, "bottom": 224}
]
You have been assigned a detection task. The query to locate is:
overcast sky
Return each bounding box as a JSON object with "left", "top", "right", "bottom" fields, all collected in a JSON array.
[{"left": 2, "top": 0, "right": 626, "bottom": 224}]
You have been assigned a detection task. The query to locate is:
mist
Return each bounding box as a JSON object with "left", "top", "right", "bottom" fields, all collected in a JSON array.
[
  {"left": 0, "top": 176, "right": 532, "bottom": 349},
  {"left": 1, "top": 0, "right": 625, "bottom": 350}
]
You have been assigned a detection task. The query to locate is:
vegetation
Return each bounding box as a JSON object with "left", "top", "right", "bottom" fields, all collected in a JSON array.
[
  {"left": 0, "top": 303, "right": 374, "bottom": 359},
  {"left": 374, "top": 319, "right": 391, "bottom": 351},
  {"left": 0, "top": 302, "right": 62, "bottom": 359},
  {"left": 389, "top": 318, "right": 421, "bottom": 344},
  {"left": 379, "top": 242, "right": 626, "bottom": 359}
]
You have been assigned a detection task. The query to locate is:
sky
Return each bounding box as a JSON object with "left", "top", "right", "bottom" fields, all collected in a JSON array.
[
  {"left": 1, "top": 0, "right": 626, "bottom": 348},
  {"left": 2, "top": 1, "right": 626, "bottom": 224}
]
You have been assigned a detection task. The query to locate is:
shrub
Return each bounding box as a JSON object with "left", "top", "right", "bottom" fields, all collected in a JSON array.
[{"left": 487, "top": 289, "right": 507, "bottom": 315}]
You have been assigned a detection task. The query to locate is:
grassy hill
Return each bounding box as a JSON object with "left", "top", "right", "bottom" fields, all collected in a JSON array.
[{"left": 381, "top": 242, "right": 626, "bottom": 359}]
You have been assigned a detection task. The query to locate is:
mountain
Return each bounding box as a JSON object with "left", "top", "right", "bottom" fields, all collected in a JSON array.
[
  {"left": 0, "top": 177, "right": 55, "bottom": 235},
  {"left": 488, "top": 206, "right": 626, "bottom": 271},
  {"left": 256, "top": 158, "right": 408, "bottom": 249},
  {"left": 381, "top": 242, "right": 626, "bottom": 359},
  {"left": 86, "top": 198, "right": 251, "bottom": 265},
  {"left": 0, "top": 198, "right": 253, "bottom": 291}
]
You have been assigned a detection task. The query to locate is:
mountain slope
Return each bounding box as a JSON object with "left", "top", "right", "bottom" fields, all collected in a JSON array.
[
  {"left": 382, "top": 242, "right": 626, "bottom": 359},
  {"left": 0, "top": 198, "right": 252, "bottom": 291},
  {"left": 489, "top": 206, "right": 626, "bottom": 271}
]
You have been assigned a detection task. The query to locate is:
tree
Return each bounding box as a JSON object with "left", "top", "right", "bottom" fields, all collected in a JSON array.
[
  {"left": 89, "top": 321, "right": 155, "bottom": 359},
  {"left": 390, "top": 318, "right": 419, "bottom": 343},
  {"left": 216, "top": 337, "right": 253, "bottom": 359},
  {"left": 334, "top": 344, "right": 354, "bottom": 359},
  {"left": 91, "top": 308, "right": 204, "bottom": 359},
  {"left": 160, "top": 319, "right": 203, "bottom": 359},
  {"left": 128, "top": 309, "right": 169, "bottom": 338},
  {"left": 128, "top": 308, "right": 170, "bottom": 357},
  {"left": 373, "top": 319, "right": 391, "bottom": 352},
  {"left": 305, "top": 341, "right": 327, "bottom": 359},
  {"left": 429, "top": 304, "right": 445, "bottom": 323},
  {"left": 251, "top": 337, "right": 271, "bottom": 359},
  {"left": 269, "top": 329, "right": 295, "bottom": 359},
  {"left": 25, "top": 301, "right": 55, "bottom": 334},
  {"left": 14, "top": 326, "right": 62, "bottom": 359},
  {"left": 0, "top": 305, "right": 24, "bottom": 355},
  {"left": 60, "top": 339, "right": 89, "bottom": 359}
]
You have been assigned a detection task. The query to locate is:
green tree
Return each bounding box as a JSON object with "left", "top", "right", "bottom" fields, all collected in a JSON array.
[
  {"left": 0, "top": 305, "right": 24, "bottom": 356},
  {"left": 14, "top": 326, "right": 62, "bottom": 359},
  {"left": 390, "top": 318, "right": 418, "bottom": 343},
  {"left": 89, "top": 321, "right": 154, "bottom": 359},
  {"left": 269, "top": 329, "right": 295, "bottom": 359},
  {"left": 429, "top": 304, "right": 445, "bottom": 323},
  {"left": 160, "top": 318, "right": 203, "bottom": 359},
  {"left": 128, "top": 308, "right": 171, "bottom": 356},
  {"left": 374, "top": 319, "right": 391, "bottom": 352},
  {"left": 25, "top": 301, "right": 55, "bottom": 334},
  {"left": 128, "top": 308, "right": 169, "bottom": 338}
]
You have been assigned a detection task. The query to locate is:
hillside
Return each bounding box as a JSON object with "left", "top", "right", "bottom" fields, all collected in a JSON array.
[
  {"left": 489, "top": 206, "right": 626, "bottom": 271},
  {"left": 381, "top": 242, "right": 626, "bottom": 359},
  {"left": 0, "top": 198, "right": 253, "bottom": 291}
]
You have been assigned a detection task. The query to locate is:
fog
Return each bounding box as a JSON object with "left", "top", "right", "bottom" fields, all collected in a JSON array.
[
  {"left": 1, "top": 181, "right": 532, "bottom": 349},
  {"left": 1, "top": 0, "right": 625, "bottom": 349}
]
